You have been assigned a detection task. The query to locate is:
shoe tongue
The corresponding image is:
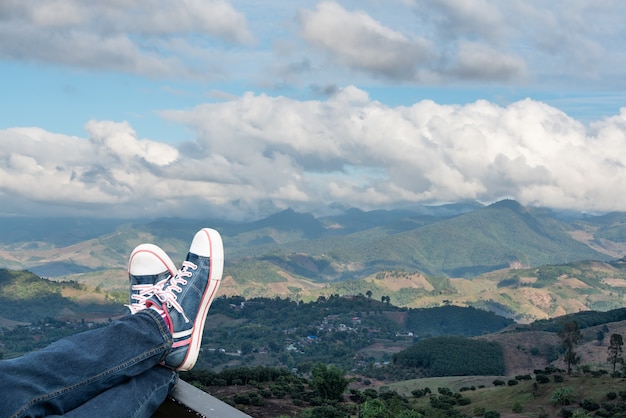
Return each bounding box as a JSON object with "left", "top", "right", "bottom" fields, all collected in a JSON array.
[{"left": 131, "top": 278, "right": 156, "bottom": 287}]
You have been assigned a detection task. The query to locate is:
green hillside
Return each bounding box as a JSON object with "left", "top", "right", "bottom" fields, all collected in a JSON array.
[
  {"left": 0, "top": 269, "right": 125, "bottom": 323},
  {"left": 6, "top": 268, "right": 626, "bottom": 417},
  {"left": 217, "top": 200, "right": 608, "bottom": 284},
  {"left": 0, "top": 199, "right": 625, "bottom": 322},
  {"left": 324, "top": 200, "right": 606, "bottom": 277}
]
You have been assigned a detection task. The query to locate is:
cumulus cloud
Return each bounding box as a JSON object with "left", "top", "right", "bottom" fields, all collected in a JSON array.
[
  {"left": 0, "top": 0, "right": 253, "bottom": 78},
  {"left": 290, "top": 0, "right": 626, "bottom": 86},
  {"left": 1, "top": 0, "right": 625, "bottom": 88},
  {"left": 294, "top": 1, "right": 527, "bottom": 83},
  {"left": 85, "top": 120, "right": 179, "bottom": 166},
  {"left": 450, "top": 41, "right": 526, "bottom": 81},
  {"left": 298, "top": 1, "right": 434, "bottom": 80},
  {"left": 2, "top": 89, "right": 626, "bottom": 219}
]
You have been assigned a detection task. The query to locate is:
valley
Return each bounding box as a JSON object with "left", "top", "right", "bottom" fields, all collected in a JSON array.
[{"left": 4, "top": 200, "right": 626, "bottom": 416}]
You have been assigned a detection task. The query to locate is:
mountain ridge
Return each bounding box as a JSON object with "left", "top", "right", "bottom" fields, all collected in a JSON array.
[{"left": 1, "top": 199, "right": 626, "bottom": 323}]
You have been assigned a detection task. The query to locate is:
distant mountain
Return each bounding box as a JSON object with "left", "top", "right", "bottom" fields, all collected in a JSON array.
[
  {"left": 0, "top": 217, "right": 137, "bottom": 246},
  {"left": 0, "top": 200, "right": 624, "bottom": 313},
  {"left": 242, "top": 199, "right": 607, "bottom": 280}
]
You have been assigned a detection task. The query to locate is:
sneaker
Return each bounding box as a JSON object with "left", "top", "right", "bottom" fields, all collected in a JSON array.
[
  {"left": 147, "top": 228, "right": 224, "bottom": 371},
  {"left": 127, "top": 244, "right": 177, "bottom": 315}
]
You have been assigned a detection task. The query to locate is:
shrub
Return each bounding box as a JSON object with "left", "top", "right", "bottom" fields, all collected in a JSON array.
[
  {"left": 552, "top": 387, "right": 576, "bottom": 406},
  {"left": 484, "top": 411, "right": 500, "bottom": 418},
  {"left": 607, "top": 391, "right": 617, "bottom": 400},
  {"left": 363, "top": 388, "right": 378, "bottom": 399},
  {"left": 536, "top": 374, "right": 550, "bottom": 383},
  {"left": 507, "top": 379, "right": 519, "bottom": 386},
  {"left": 492, "top": 379, "right": 505, "bottom": 386},
  {"left": 457, "top": 397, "right": 471, "bottom": 406},
  {"left": 512, "top": 402, "right": 523, "bottom": 413},
  {"left": 438, "top": 387, "right": 453, "bottom": 396},
  {"left": 233, "top": 393, "right": 250, "bottom": 405},
  {"left": 412, "top": 389, "right": 428, "bottom": 398},
  {"left": 250, "top": 395, "right": 265, "bottom": 406},
  {"left": 270, "top": 386, "right": 286, "bottom": 398},
  {"left": 553, "top": 374, "right": 564, "bottom": 382},
  {"left": 474, "top": 406, "right": 486, "bottom": 416},
  {"left": 581, "top": 399, "right": 599, "bottom": 411}
]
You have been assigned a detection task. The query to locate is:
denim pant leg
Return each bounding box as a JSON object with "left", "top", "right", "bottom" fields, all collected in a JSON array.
[
  {"left": 1, "top": 309, "right": 172, "bottom": 418},
  {"left": 49, "top": 366, "right": 177, "bottom": 418}
]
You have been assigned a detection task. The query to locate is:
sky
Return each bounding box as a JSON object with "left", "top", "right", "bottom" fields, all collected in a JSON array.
[{"left": 1, "top": 0, "right": 626, "bottom": 221}]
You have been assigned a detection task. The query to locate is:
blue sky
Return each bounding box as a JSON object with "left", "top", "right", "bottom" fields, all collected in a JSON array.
[{"left": 1, "top": 0, "right": 626, "bottom": 220}]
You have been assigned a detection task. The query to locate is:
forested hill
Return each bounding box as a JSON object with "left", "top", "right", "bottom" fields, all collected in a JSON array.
[
  {"left": 0, "top": 269, "right": 125, "bottom": 323},
  {"left": 3, "top": 199, "right": 626, "bottom": 326},
  {"left": 0, "top": 269, "right": 514, "bottom": 361},
  {"left": 0, "top": 199, "right": 621, "bottom": 285}
]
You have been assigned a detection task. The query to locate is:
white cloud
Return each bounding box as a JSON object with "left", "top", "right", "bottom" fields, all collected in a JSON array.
[
  {"left": 0, "top": 0, "right": 253, "bottom": 78},
  {"left": 3, "top": 89, "right": 626, "bottom": 219},
  {"left": 85, "top": 120, "right": 179, "bottom": 166},
  {"left": 298, "top": 1, "right": 433, "bottom": 80},
  {"left": 1, "top": 0, "right": 625, "bottom": 88},
  {"left": 417, "top": 0, "right": 507, "bottom": 43},
  {"left": 451, "top": 41, "right": 527, "bottom": 81}
]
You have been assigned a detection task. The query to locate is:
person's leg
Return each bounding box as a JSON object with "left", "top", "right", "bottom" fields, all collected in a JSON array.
[
  {"left": 147, "top": 228, "right": 224, "bottom": 372},
  {"left": 1, "top": 309, "right": 172, "bottom": 418},
  {"left": 1, "top": 229, "right": 223, "bottom": 418},
  {"left": 57, "top": 229, "right": 225, "bottom": 417},
  {"left": 51, "top": 366, "right": 177, "bottom": 418},
  {"left": 47, "top": 245, "right": 181, "bottom": 418}
]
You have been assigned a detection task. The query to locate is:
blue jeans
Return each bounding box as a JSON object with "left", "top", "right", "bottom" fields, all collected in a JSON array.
[{"left": 1, "top": 309, "right": 177, "bottom": 418}]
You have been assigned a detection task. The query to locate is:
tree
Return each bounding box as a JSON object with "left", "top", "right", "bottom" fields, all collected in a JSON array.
[
  {"left": 240, "top": 341, "right": 254, "bottom": 355},
  {"left": 607, "top": 333, "right": 624, "bottom": 372},
  {"left": 361, "top": 399, "right": 390, "bottom": 418},
  {"left": 310, "top": 363, "right": 349, "bottom": 401},
  {"left": 558, "top": 321, "right": 582, "bottom": 374},
  {"left": 366, "top": 290, "right": 373, "bottom": 299}
]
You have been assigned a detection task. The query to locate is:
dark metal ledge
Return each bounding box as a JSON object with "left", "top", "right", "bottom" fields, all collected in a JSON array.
[{"left": 153, "top": 379, "right": 251, "bottom": 418}]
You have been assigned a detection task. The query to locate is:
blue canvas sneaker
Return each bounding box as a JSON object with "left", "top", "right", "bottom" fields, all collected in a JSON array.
[
  {"left": 127, "top": 244, "right": 177, "bottom": 315},
  {"left": 147, "top": 228, "right": 224, "bottom": 371}
]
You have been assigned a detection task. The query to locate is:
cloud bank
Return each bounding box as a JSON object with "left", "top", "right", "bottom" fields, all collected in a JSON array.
[
  {"left": 2, "top": 87, "right": 625, "bottom": 219},
  {"left": 1, "top": 1, "right": 624, "bottom": 87},
  {"left": 0, "top": 0, "right": 253, "bottom": 78},
  {"left": 2, "top": 1, "right": 626, "bottom": 220}
]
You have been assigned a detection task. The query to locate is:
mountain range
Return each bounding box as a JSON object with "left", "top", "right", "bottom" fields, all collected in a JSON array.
[{"left": 2, "top": 199, "right": 626, "bottom": 321}]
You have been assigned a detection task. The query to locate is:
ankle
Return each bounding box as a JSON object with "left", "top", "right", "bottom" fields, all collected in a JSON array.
[{"left": 147, "top": 301, "right": 173, "bottom": 334}]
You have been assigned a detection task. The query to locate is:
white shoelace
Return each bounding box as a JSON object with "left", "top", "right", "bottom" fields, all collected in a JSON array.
[
  {"left": 126, "top": 277, "right": 169, "bottom": 314},
  {"left": 153, "top": 260, "right": 197, "bottom": 324}
]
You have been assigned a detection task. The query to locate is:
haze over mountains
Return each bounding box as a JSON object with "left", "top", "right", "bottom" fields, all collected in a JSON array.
[{"left": 2, "top": 199, "right": 626, "bottom": 321}]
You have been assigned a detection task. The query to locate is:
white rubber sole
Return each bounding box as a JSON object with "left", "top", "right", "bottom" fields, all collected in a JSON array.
[{"left": 177, "top": 228, "right": 224, "bottom": 371}]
